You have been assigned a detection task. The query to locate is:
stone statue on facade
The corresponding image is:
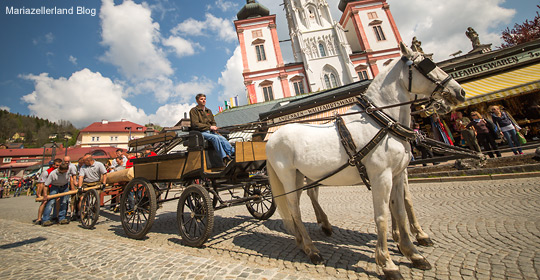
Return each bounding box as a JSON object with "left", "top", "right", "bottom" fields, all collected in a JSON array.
[
  {"left": 466, "top": 27, "right": 481, "bottom": 48},
  {"left": 411, "top": 37, "right": 424, "bottom": 53}
]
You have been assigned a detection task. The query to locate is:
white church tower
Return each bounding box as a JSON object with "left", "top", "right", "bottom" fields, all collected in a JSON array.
[{"left": 284, "top": 0, "right": 358, "bottom": 91}]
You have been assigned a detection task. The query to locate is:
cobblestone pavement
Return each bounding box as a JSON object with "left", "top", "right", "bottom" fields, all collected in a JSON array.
[{"left": 0, "top": 177, "right": 539, "bottom": 279}]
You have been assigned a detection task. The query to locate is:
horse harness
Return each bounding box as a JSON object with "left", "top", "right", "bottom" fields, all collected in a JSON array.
[
  {"left": 273, "top": 94, "right": 417, "bottom": 199},
  {"left": 271, "top": 55, "right": 478, "bottom": 199},
  {"left": 335, "top": 94, "right": 416, "bottom": 190}
]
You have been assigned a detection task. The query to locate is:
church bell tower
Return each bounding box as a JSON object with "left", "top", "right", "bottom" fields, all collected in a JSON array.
[
  {"left": 337, "top": 0, "right": 403, "bottom": 78},
  {"left": 284, "top": 0, "right": 358, "bottom": 91}
]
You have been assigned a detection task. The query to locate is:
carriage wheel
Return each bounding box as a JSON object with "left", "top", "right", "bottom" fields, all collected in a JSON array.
[
  {"left": 80, "top": 189, "right": 100, "bottom": 229},
  {"left": 120, "top": 178, "right": 157, "bottom": 239},
  {"left": 244, "top": 180, "right": 276, "bottom": 220},
  {"left": 177, "top": 184, "right": 214, "bottom": 247}
]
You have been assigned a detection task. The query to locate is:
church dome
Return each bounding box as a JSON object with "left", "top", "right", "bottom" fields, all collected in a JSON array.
[
  {"left": 338, "top": 0, "right": 363, "bottom": 12},
  {"left": 237, "top": 0, "right": 270, "bottom": 20}
]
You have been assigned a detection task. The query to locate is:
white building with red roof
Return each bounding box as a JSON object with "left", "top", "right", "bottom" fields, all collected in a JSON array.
[
  {"left": 0, "top": 146, "right": 120, "bottom": 179},
  {"left": 77, "top": 119, "right": 147, "bottom": 149}
]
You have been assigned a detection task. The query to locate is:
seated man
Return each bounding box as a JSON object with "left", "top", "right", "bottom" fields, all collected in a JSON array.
[{"left": 189, "top": 93, "right": 234, "bottom": 165}]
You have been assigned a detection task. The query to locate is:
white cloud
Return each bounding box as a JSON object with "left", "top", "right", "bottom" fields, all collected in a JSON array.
[
  {"left": 172, "top": 13, "right": 237, "bottom": 43},
  {"left": 173, "top": 76, "right": 216, "bottom": 103},
  {"left": 33, "top": 32, "right": 55, "bottom": 45},
  {"left": 148, "top": 103, "right": 195, "bottom": 127},
  {"left": 20, "top": 68, "right": 197, "bottom": 128},
  {"left": 218, "top": 46, "right": 246, "bottom": 105},
  {"left": 131, "top": 76, "right": 175, "bottom": 103},
  {"left": 69, "top": 55, "right": 77, "bottom": 65},
  {"left": 20, "top": 69, "right": 148, "bottom": 128},
  {"left": 162, "top": 35, "right": 204, "bottom": 58},
  {"left": 45, "top": 32, "right": 54, "bottom": 44},
  {"left": 0, "top": 106, "right": 10, "bottom": 112},
  {"left": 99, "top": 0, "right": 173, "bottom": 80},
  {"left": 207, "top": 1, "right": 239, "bottom": 12},
  {"left": 387, "top": 0, "right": 515, "bottom": 61}
]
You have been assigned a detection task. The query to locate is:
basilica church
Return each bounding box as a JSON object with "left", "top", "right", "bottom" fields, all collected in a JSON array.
[{"left": 235, "top": 0, "right": 402, "bottom": 105}]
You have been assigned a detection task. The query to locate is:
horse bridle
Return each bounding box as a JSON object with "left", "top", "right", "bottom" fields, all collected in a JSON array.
[{"left": 401, "top": 55, "right": 454, "bottom": 99}]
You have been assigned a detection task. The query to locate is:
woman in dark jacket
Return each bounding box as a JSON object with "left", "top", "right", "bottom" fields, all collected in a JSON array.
[
  {"left": 489, "top": 105, "right": 523, "bottom": 155},
  {"left": 467, "top": 111, "right": 501, "bottom": 158}
]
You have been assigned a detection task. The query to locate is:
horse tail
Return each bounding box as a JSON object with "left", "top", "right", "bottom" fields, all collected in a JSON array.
[{"left": 267, "top": 161, "right": 296, "bottom": 235}]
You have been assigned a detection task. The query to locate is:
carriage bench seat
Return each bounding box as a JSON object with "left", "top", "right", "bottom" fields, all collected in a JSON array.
[{"left": 184, "top": 130, "right": 225, "bottom": 169}]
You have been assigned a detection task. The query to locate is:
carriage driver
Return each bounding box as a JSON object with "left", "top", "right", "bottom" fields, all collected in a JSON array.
[{"left": 189, "top": 93, "right": 234, "bottom": 165}]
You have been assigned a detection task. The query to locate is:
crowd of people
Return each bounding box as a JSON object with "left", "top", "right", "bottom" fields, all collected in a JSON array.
[
  {"left": 0, "top": 175, "right": 39, "bottom": 199},
  {"left": 29, "top": 147, "right": 158, "bottom": 226},
  {"left": 412, "top": 105, "right": 525, "bottom": 163}
]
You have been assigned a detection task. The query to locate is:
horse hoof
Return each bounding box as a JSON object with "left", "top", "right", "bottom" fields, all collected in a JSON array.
[
  {"left": 383, "top": 269, "right": 404, "bottom": 280},
  {"left": 309, "top": 253, "right": 324, "bottom": 265},
  {"left": 322, "top": 226, "right": 333, "bottom": 236},
  {"left": 396, "top": 244, "right": 403, "bottom": 255},
  {"left": 417, "top": 237, "right": 434, "bottom": 247},
  {"left": 411, "top": 257, "right": 432, "bottom": 270}
]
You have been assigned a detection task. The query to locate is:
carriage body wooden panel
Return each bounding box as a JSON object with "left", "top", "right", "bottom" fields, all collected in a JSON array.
[
  {"left": 131, "top": 152, "right": 203, "bottom": 181},
  {"left": 235, "top": 141, "right": 266, "bottom": 162}
]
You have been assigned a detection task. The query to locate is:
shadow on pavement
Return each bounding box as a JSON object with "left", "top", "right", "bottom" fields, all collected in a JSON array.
[{"left": 0, "top": 236, "right": 47, "bottom": 249}]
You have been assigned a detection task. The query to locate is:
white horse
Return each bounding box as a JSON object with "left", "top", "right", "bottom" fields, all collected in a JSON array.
[{"left": 266, "top": 42, "right": 465, "bottom": 279}]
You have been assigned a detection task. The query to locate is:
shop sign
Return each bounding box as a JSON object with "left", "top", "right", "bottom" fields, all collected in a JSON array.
[
  {"left": 449, "top": 48, "right": 540, "bottom": 79},
  {"left": 271, "top": 97, "right": 357, "bottom": 123}
]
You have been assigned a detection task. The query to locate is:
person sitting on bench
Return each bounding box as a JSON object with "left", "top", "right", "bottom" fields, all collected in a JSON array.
[{"left": 189, "top": 93, "right": 234, "bottom": 165}]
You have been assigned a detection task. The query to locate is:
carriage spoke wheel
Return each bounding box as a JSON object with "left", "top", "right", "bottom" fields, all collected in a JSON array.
[
  {"left": 80, "top": 189, "right": 100, "bottom": 229},
  {"left": 120, "top": 178, "right": 157, "bottom": 239},
  {"left": 245, "top": 180, "right": 276, "bottom": 220},
  {"left": 177, "top": 184, "right": 214, "bottom": 247}
]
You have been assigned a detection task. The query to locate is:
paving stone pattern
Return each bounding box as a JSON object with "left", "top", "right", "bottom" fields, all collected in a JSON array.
[{"left": 0, "top": 177, "right": 539, "bottom": 279}]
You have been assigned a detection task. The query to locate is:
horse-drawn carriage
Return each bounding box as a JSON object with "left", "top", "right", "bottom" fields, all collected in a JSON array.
[
  {"left": 116, "top": 129, "right": 276, "bottom": 246},
  {"left": 36, "top": 128, "right": 275, "bottom": 247},
  {"left": 37, "top": 42, "right": 477, "bottom": 279}
]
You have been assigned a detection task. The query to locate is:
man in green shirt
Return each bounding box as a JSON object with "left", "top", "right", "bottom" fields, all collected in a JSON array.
[{"left": 189, "top": 94, "right": 234, "bottom": 164}]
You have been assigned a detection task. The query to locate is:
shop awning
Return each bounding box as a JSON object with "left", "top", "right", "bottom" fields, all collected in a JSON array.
[{"left": 456, "top": 63, "right": 540, "bottom": 109}]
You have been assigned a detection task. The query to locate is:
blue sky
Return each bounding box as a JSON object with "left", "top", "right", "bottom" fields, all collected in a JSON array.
[{"left": 0, "top": 0, "right": 538, "bottom": 128}]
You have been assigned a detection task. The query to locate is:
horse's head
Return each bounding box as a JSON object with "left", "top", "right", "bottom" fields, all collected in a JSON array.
[{"left": 399, "top": 42, "right": 465, "bottom": 115}]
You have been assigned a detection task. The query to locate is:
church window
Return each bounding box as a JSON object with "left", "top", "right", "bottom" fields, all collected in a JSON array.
[
  {"left": 255, "top": 44, "right": 266, "bottom": 61},
  {"left": 330, "top": 73, "right": 338, "bottom": 87},
  {"left": 293, "top": 81, "right": 305, "bottom": 95},
  {"left": 324, "top": 75, "right": 331, "bottom": 89},
  {"left": 368, "top": 12, "right": 378, "bottom": 19},
  {"left": 358, "top": 71, "right": 369, "bottom": 81},
  {"left": 262, "top": 86, "right": 274, "bottom": 101},
  {"left": 319, "top": 43, "right": 326, "bottom": 57},
  {"left": 373, "top": 26, "right": 386, "bottom": 41},
  {"left": 252, "top": 29, "right": 263, "bottom": 38}
]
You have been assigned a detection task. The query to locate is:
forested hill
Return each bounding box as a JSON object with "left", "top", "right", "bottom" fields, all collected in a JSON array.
[{"left": 0, "top": 110, "right": 79, "bottom": 148}]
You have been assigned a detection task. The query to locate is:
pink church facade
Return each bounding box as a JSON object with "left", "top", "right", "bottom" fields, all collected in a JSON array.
[{"left": 235, "top": 0, "right": 403, "bottom": 105}]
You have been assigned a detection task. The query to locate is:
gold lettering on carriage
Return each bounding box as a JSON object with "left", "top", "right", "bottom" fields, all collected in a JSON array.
[
  {"left": 448, "top": 47, "right": 540, "bottom": 79},
  {"left": 272, "top": 97, "right": 357, "bottom": 123}
]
